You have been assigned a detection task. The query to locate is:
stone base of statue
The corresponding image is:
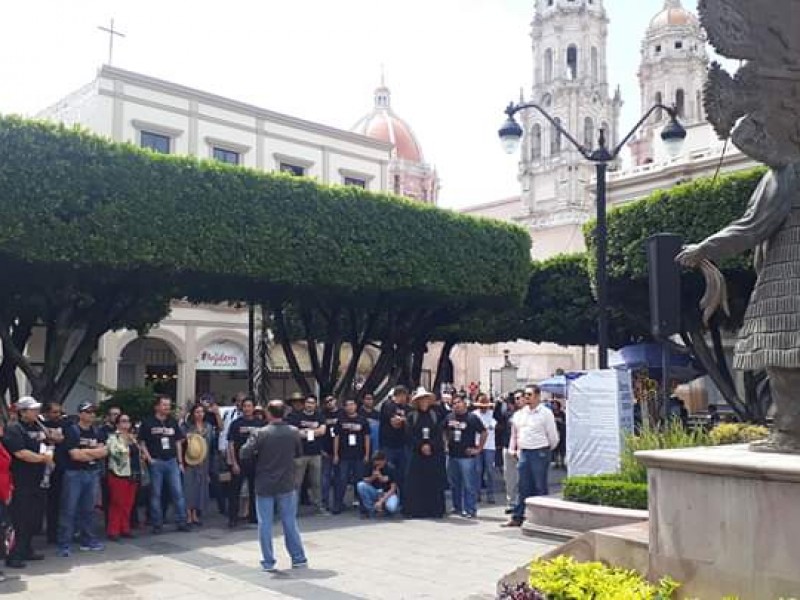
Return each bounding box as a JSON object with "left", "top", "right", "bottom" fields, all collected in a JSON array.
[{"left": 637, "top": 445, "right": 800, "bottom": 599}]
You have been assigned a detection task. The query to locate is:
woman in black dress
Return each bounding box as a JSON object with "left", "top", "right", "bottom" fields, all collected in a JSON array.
[{"left": 403, "top": 388, "right": 447, "bottom": 519}]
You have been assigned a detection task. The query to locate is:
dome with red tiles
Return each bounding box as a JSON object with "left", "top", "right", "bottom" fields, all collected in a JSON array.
[
  {"left": 648, "top": 0, "right": 698, "bottom": 31},
  {"left": 352, "top": 84, "right": 424, "bottom": 163}
]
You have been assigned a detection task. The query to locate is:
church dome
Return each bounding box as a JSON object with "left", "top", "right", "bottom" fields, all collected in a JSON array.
[
  {"left": 648, "top": 0, "right": 698, "bottom": 32},
  {"left": 352, "top": 83, "right": 424, "bottom": 163}
]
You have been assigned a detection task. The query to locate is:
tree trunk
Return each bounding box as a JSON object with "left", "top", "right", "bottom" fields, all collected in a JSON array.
[
  {"left": 273, "top": 307, "right": 313, "bottom": 397},
  {"left": 432, "top": 339, "right": 456, "bottom": 396}
]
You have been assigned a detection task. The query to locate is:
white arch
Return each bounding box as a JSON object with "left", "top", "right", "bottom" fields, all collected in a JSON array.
[
  {"left": 194, "top": 329, "right": 249, "bottom": 357},
  {"left": 116, "top": 329, "right": 186, "bottom": 364}
]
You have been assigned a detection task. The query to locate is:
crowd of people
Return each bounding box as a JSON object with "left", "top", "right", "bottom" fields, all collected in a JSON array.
[{"left": 0, "top": 382, "right": 562, "bottom": 578}]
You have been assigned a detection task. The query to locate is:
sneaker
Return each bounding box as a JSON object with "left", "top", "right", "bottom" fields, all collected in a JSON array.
[
  {"left": 464, "top": 512, "right": 477, "bottom": 519},
  {"left": 79, "top": 541, "right": 104, "bottom": 552},
  {"left": 57, "top": 545, "right": 71, "bottom": 558},
  {"left": 501, "top": 519, "right": 522, "bottom": 528},
  {"left": 176, "top": 524, "right": 191, "bottom": 533},
  {"left": 261, "top": 564, "right": 277, "bottom": 573},
  {"left": 291, "top": 560, "right": 308, "bottom": 569}
]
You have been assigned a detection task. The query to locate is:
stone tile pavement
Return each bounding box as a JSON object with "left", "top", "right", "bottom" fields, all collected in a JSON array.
[{"left": 1, "top": 505, "right": 556, "bottom": 599}]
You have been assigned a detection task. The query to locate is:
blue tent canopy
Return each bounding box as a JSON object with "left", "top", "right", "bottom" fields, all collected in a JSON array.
[
  {"left": 538, "top": 372, "right": 585, "bottom": 395},
  {"left": 611, "top": 343, "right": 703, "bottom": 383}
]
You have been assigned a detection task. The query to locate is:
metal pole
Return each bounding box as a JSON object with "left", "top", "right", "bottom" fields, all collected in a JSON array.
[
  {"left": 248, "top": 304, "right": 255, "bottom": 399},
  {"left": 595, "top": 162, "right": 609, "bottom": 370},
  {"left": 661, "top": 343, "right": 670, "bottom": 424}
]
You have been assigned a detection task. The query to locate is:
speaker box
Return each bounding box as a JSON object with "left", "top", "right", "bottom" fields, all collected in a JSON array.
[{"left": 645, "top": 234, "right": 683, "bottom": 338}]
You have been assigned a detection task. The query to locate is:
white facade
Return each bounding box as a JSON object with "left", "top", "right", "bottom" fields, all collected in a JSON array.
[
  {"left": 28, "top": 66, "right": 393, "bottom": 411},
  {"left": 447, "top": 0, "right": 760, "bottom": 398}
]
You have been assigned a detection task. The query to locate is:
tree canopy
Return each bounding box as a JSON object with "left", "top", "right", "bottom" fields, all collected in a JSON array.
[
  {"left": 0, "top": 117, "right": 530, "bottom": 307},
  {"left": 0, "top": 117, "right": 531, "bottom": 407}
]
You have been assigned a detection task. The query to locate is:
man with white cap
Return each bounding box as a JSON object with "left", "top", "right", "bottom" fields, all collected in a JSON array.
[{"left": 2, "top": 397, "right": 52, "bottom": 568}]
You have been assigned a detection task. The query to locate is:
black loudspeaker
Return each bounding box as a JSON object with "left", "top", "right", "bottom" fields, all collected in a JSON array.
[{"left": 645, "top": 234, "right": 683, "bottom": 339}]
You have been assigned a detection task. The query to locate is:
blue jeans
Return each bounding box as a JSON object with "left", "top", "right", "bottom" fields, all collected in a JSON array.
[
  {"left": 334, "top": 458, "right": 364, "bottom": 513},
  {"left": 356, "top": 481, "right": 399, "bottom": 516},
  {"left": 149, "top": 458, "right": 187, "bottom": 527},
  {"left": 447, "top": 456, "right": 478, "bottom": 516},
  {"left": 476, "top": 449, "right": 496, "bottom": 500},
  {"left": 367, "top": 419, "right": 380, "bottom": 450},
  {"left": 382, "top": 446, "right": 408, "bottom": 501},
  {"left": 58, "top": 469, "right": 100, "bottom": 547},
  {"left": 256, "top": 491, "right": 307, "bottom": 569},
  {"left": 513, "top": 448, "right": 551, "bottom": 520},
  {"left": 321, "top": 454, "right": 338, "bottom": 510}
]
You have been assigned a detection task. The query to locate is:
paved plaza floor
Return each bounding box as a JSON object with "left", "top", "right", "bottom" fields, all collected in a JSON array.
[{"left": 1, "top": 505, "right": 556, "bottom": 599}]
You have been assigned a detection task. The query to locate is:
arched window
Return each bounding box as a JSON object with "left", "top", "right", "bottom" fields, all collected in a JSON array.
[
  {"left": 584, "top": 117, "right": 595, "bottom": 149},
  {"left": 696, "top": 90, "right": 703, "bottom": 120},
  {"left": 591, "top": 47, "right": 599, "bottom": 81},
  {"left": 654, "top": 92, "right": 663, "bottom": 122},
  {"left": 601, "top": 121, "right": 611, "bottom": 146},
  {"left": 676, "top": 88, "right": 686, "bottom": 118},
  {"left": 567, "top": 45, "right": 578, "bottom": 80},
  {"left": 531, "top": 124, "right": 542, "bottom": 160},
  {"left": 551, "top": 117, "right": 563, "bottom": 154},
  {"left": 544, "top": 49, "right": 554, "bottom": 83}
]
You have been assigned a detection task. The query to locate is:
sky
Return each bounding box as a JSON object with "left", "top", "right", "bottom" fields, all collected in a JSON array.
[{"left": 0, "top": 0, "right": 701, "bottom": 210}]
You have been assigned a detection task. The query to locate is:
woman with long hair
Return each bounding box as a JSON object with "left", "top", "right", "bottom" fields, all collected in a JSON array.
[
  {"left": 106, "top": 413, "right": 141, "bottom": 541},
  {"left": 182, "top": 404, "right": 211, "bottom": 526}
]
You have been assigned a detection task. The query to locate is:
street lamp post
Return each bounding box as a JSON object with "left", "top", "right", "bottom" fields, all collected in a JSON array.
[{"left": 499, "top": 102, "right": 686, "bottom": 369}]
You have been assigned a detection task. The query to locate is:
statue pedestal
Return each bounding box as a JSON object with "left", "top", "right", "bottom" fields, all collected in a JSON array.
[{"left": 637, "top": 445, "right": 800, "bottom": 599}]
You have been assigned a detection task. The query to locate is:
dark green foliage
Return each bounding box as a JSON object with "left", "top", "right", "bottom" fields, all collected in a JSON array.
[
  {"left": 562, "top": 475, "right": 649, "bottom": 510},
  {"left": 96, "top": 386, "right": 158, "bottom": 425},
  {"left": 0, "top": 116, "right": 530, "bottom": 307}
]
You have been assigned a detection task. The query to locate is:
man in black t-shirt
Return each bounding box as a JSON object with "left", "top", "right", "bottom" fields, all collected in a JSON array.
[
  {"left": 445, "top": 396, "right": 487, "bottom": 518},
  {"left": 332, "top": 399, "right": 370, "bottom": 514},
  {"left": 40, "top": 401, "right": 68, "bottom": 544},
  {"left": 378, "top": 386, "right": 410, "bottom": 499},
  {"left": 2, "top": 397, "right": 54, "bottom": 568},
  {"left": 227, "top": 398, "right": 262, "bottom": 527},
  {"left": 286, "top": 397, "right": 325, "bottom": 511},
  {"left": 359, "top": 393, "right": 380, "bottom": 449},
  {"left": 320, "top": 396, "right": 340, "bottom": 513},
  {"left": 57, "top": 402, "right": 108, "bottom": 557},
  {"left": 138, "top": 395, "right": 189, "bottom": 533},
  {"left": 356, "top": 451, "right": 399, "bottom": 517}
]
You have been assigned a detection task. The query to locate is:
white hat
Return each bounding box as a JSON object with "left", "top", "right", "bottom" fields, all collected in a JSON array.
[
  {"left": 17, "top": 396, "right": 42, "bottom": 410},
  {"left": 411, "top": 387, "right": 435, "bottom": 402}
]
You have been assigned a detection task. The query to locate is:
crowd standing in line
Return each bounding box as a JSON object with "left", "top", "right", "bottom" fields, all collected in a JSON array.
[{"left": 0, "top": 382, "right": 564, "bottom": 574}]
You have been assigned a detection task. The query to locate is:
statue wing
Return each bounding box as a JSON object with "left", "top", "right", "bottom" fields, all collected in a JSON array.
[{"left": 699, "top": 0, "right": 800, "bottom": 68}]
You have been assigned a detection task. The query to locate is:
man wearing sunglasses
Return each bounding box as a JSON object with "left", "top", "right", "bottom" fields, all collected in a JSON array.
[{"left": 503, "top": 385, "right": 558, "bottom": 528}]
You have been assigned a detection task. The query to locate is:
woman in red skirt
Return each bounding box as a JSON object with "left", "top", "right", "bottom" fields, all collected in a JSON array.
[{"left": 105, "top": 413, "right": 141, "bottom": 540}]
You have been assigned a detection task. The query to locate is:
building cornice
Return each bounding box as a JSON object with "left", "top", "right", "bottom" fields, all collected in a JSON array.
[{"left": 98, "top": 65, "right": 393, "bottom": 153}]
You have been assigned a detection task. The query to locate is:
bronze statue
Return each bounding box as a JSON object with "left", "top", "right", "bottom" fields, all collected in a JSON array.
[{"left": 677, "top": 0, "right": 800, "bottom": 453}]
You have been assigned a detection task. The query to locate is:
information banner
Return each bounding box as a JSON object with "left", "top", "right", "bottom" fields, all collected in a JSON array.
[{"left": 566, "top": 369, "right": 634, "bottom": 476}]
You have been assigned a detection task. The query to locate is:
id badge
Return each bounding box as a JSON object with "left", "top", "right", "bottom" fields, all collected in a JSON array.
[
  {"left": 348, "top": 433, "right": 357, "bottom": 447},
  {"left": 454, "top": 430, "right": 462, "bottom": 443},
  {"left": 160, "top": 437, "right": 170, "bottom": 450},
  {"left": 306, "top": 430, "right": 315, "bottom": 442},
  {"left": 330, "top": 428, "right": 336, "bottom": 438},
  {"left": 422, "top": 427, "right": 430, "bottom": 440}
]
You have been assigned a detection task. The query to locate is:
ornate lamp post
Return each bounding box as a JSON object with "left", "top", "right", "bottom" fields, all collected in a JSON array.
[{"left": 498, "top": 102, "right": 686, "bottom": 369}]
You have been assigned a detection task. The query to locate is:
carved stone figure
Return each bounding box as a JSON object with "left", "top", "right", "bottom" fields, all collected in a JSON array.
[{"left": 677, "top": 0, "right": 800, "bottom": 453}]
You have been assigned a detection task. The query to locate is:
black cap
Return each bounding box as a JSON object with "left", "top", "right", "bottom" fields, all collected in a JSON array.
[{"left": 78, "top": 402, "right": 97, "bottom": 413}]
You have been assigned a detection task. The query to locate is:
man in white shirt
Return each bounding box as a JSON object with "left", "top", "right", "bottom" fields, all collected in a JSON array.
[
  {"left": 472, "top": 394, "right": 497, "bottom": 504},
  {"left": 503, "top": 385, "right": 559, "bottom": 527}
]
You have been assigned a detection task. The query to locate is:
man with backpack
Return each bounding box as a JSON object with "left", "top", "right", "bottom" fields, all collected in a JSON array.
[{"left": 57, "top": 402, "right": 108, "bottom": 557}]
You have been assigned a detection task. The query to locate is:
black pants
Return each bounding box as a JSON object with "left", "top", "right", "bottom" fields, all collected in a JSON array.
[
  {"left": 45, "top": 469, "right": 63, "bottom": 543},
  {"left": 228, "top": 468, "right": 256, "bottom": 524},
  {"left": 9, "top": 486, "right": 46, "bottom": 561}
]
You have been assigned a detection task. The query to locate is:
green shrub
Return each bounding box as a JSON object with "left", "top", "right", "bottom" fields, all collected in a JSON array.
[
  {"left": 710, "top": 423, "right": 769, "bottom": 445},
  {"left": 563, "top": 476, "right": 648, "bottom": 510},
  {"left": 528, "top": 555, "right": 680, "bottom": 600},
  {"left": 97, "top": 385, "right": 158, "bottom": 425},
  {"left": 621, "top": 422, "right": 712, "bottom": 484}
]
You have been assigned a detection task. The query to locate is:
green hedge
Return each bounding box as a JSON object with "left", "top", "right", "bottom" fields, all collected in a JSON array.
[
  {"left": 0, "top": 117, "right": 530, "bottom": 306},
  {"left": 562, "top": 475, "right": 648, "bottom": 510}
]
